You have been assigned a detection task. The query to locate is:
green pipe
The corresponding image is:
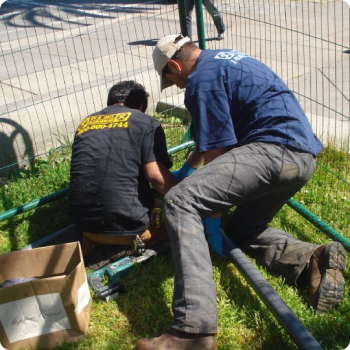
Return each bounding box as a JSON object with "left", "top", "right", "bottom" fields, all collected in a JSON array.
[
  {"left": 1, "top": 145, "right": 349, "bottom": 254},
  {"left": 194, "top": 0, "right": 206, "bottom": 49},
  {"left": 287, "top": 198, "right": 350, "bottom": 252},
  {"left": 177, "top": 0, "right": 188, "bottom": 37},
  {"left": 1, "top": 175, "right": 349, "bottom": 254},
  {"left": 168, "top": 140, "right": 195, "bottom": 154},
  {"left": 0, "top": 143, "right": 194, "bottom": 222},
  {"left": 177, "top": 0, "right": 206, "bottom": 49},
  {"left": 0, "top": 188, "right": 69, "bottom": 222}
]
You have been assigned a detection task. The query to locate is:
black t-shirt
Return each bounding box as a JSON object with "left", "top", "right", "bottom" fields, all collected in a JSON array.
[{"left": 69, "top": 104, "right": 172, "bottom": 234}]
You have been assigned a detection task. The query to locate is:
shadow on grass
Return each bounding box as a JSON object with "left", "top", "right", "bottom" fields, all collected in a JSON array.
[
  {"left": 116, "top": 252, "right": 175, "bottom": 337},
  {"left": 45, "top": 245, "right": 349, "bottom": 350},
  {"left": 214, "top": 256, "right": 299, "bottom": 349}
]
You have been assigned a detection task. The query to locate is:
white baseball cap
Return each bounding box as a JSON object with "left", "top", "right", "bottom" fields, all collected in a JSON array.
[{"left": 153, "top": 34, "right": 191, "bottom": 91}]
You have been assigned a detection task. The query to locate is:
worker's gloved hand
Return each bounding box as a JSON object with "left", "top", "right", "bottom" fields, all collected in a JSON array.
[
  {"left": 172, "top": 160, "right": 196, "bottom": 182},
  {"left": 202, "top": 217, "right": 226, "bottom": 258}
]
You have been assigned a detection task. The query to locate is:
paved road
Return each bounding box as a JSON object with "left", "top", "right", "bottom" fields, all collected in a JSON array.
[{"left": 0, "top": 0, "right": 176, "bottom": 173}]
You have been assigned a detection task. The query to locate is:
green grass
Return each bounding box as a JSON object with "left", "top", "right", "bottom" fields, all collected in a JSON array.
[
  {"left": 0, "top": 120, "right": 349, "bottom": 349},
  {"left": 0, "top": 145, "right": 72, "bottom": 252}
]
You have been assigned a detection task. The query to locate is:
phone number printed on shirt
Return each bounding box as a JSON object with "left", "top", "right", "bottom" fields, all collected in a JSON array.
[{"left": 77, "top": 113, "right": 131, "bottom": 135}]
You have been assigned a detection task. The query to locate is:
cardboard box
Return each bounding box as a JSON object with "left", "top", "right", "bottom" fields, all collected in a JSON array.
[{"left": 0, "top": 242, "right": 91, "bottom": 349}]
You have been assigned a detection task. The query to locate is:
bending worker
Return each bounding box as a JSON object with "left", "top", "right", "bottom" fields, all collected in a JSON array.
[{"left": 135, "top": 35, "right": 347, "bottom": 350}]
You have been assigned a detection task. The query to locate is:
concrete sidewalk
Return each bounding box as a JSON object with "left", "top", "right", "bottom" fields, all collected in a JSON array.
[{"left": 0, "top": 0, "right": 349, "bottom": 174}]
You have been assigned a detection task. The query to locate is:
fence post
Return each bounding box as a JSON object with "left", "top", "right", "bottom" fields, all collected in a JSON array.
[
  {"left": 194, "top": 0, "right": 206, "bottom": 49},
  {"left": 177, "top": 0, "right": 188, "bottom": 36}
]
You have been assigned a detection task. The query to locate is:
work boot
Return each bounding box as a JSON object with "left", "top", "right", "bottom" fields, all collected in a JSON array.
[
  {"left": 308, "top": 241, "right": 346, "bottom": 313},
  {"left": 135, "top": 329, "right": 216, "bottom": 350}
]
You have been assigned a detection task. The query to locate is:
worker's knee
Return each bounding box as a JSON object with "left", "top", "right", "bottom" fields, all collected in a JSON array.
[
  {"left": 163, "top": 186, "right": 189, "bottom": 213},
  {"left": 163, "top": 190, "right": 177, "bottom": 210}
]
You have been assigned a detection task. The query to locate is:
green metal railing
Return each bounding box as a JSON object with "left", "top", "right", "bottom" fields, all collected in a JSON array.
[
  {"left": 0, "top": 2, "right": 349, "bottom": 348},
  {"left": 0, "top": 0, "right": 349, "bottom": 252}
]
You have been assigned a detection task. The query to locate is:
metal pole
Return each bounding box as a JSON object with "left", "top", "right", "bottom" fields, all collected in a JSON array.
[
  {"left": 21, "top": 224, "right": 76, "bottom": 250},
  {"left": 287, "top": 198, "right": 350, "bottom": 252},
  {"left": 0, "top": 143, "right": 195, "bottom": 222},
  {"left": 0, "top": 188, "right": 69, "bottom": 222},
  {"left": 194, "top": 0, "right": 206, "bottom": 49},
  {"left": 222, "top": 231, "right": 323, "bottom": 350},
  {"left": 177, "top": 0, "right": 188, "bottom": 37}
]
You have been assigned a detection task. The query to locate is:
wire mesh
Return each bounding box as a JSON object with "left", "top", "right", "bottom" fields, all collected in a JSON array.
[{"left": 0, "top": 0, "right": 349, "bottom": 237}]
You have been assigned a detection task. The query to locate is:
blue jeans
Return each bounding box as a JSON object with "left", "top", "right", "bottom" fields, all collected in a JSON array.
[
  {"left": 163, "top": 143, "right": 318, "bottom": 334},
  {"left": 184, "top": 0, "right": 225, "bottom": 39}
]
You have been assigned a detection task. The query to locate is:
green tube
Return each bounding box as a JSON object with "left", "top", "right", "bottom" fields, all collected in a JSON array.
[
  {"left": 1, "top": 146, "right": 349, "bottom": 255},
  {"left": 287, "top": 198, "right": 350, "bottom": 252},
  {"left": 194, "top": 0, "right": 206, "bottom": 49},
  {"left": 177, "top": 0, "right": 188, "bottom": 37},
  {"left": 168, "top": 140, "right": 195, "bottom": 154},
  {"left": 0, "top": 188, "right": 68, "bottom": 222},
  {"left": 0, "top": 143, "right": 195, "bottom": 222}
]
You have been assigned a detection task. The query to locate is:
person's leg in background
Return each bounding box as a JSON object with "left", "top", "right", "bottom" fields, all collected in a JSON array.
[
  {"left": 202, "top": 0, "right": 226, "bottom": 38},
  {"left": 184, "top": 0, "right": 195, "bottom": 39}
]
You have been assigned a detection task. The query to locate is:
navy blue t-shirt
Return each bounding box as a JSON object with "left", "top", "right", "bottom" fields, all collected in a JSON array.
[{"left": 185, "top": 49, "right": 323, "bottom": 156}]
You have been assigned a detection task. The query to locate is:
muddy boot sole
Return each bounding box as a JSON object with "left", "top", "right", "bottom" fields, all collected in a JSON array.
[{"left": 314, "top": 242, "right": 346, "bottom": 313}]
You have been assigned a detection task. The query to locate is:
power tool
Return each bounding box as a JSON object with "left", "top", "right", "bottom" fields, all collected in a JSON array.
[{"left": 87, "top": 240, "right": 170, "bottom": 301}]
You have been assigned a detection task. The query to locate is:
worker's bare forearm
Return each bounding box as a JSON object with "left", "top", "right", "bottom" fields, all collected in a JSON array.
[
  {"left": 187, "top": 149, "right": 204, "bottom": 169},
  {"left": 144, "top": 161, "right": 178, "bottom": 196}
]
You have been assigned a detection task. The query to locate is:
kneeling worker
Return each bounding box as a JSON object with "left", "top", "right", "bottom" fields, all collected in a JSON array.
[{"left": 69, "top": 81, "right": 177, "bottom": 255}]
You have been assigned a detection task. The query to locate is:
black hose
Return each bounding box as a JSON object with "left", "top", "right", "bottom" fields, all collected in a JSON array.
[{"left": 222, "top": 231, "right": 323, "bottom": 350}]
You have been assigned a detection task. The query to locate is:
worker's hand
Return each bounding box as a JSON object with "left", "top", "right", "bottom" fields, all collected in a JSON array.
[
  {"left": 202, "top": 217, "right": 226, "bottom": 258},
  {"left": 172, "top": 160, "right": 196, "bottom": 182}
]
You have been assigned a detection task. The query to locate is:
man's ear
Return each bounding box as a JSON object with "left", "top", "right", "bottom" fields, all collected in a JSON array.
[{"left": 168, "top": 59, "right": 184, "bottom": 73}]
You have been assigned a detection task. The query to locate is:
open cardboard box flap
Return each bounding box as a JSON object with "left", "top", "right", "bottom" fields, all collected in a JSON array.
[{"left": 0, "top": 242, "right": 91, "bottom": 350}]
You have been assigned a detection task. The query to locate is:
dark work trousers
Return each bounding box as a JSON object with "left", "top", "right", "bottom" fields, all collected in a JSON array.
[
  {"left": 163, "top": 142, "right": 318, "bottom": 334},
  {"left": 184, "top": 0, "right": 226, "bottom": 39}
]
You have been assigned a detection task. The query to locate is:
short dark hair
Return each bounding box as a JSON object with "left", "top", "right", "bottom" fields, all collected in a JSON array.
[{"left": 107, "top": 80, "right": 149, "bottom": 112}]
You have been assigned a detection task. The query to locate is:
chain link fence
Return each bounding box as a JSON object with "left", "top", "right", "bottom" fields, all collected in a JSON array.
[{"left": 0, "top": 0, "right": 349, "bottom": 240}]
